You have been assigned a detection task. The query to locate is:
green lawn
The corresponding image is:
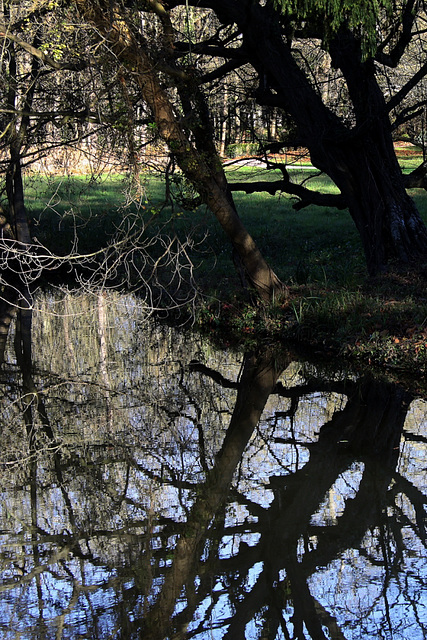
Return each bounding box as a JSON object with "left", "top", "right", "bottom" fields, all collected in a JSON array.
[{"left": 24, "top": 154, "right": 427, "bottom": 294}]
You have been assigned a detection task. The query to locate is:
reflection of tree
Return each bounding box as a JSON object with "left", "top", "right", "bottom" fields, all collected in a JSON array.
[
  {"left": 0, "top": 292, "right": 425, "bottom": 639},
  {"left": 235, "top": 379, "right": 416, "bottom": 640},
  {"left": 139, "top": 372, "right": 425, "bottom": 640},
  {"left": 138, "top": 349, "right": 288, "bottom": 640}
]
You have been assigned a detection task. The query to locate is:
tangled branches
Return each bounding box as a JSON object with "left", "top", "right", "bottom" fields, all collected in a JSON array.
[{"left": 0, "top": 208, "right": 205, "bottom": 314}]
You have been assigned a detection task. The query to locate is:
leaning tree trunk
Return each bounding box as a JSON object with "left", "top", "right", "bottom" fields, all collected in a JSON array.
[{"left": 74, "top": 0, "right": 284, "bottom": 303}]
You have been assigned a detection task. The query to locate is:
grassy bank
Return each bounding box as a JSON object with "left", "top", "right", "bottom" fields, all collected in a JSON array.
[
  {"left": 24, "top": 160, "right": 427, "bottom": 380},
  {"left": 197, "top": 268, "right": 427, "bottom": 384}
]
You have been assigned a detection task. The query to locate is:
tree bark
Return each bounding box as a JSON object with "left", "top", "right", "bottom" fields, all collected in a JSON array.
[
  {"left": 311, "top": 132, "right": 427, "bottom": 275},
  {"left": 324, "top": 30, "right": 427, "bottom": 274},
  {"left": 74, "top": 0, "right": 284, "bottom": 302},
  {"left": 202, "top": 0, "right": 427, "bottom": 275},
  {"left": 6, "top": 153, "right": 31, "bottom": 245}
]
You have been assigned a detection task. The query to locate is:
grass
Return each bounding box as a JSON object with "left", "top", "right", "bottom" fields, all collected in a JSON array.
[
  {"left": 22, "top": 155, "right": 427, "bottom": 383},
  {"left": 227, "top": 165, "right": 367, "bottom": 288},
  {"left": 24, "top": 173, "right": 148, "bottom": 254},
  {"left": 24, "top": 161, "right": 421, "bottom": 289}
]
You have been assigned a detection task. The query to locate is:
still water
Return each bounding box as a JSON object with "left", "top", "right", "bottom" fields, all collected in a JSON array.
[{"left": 0, "top": 291, "right": 426, "bottom": 640}]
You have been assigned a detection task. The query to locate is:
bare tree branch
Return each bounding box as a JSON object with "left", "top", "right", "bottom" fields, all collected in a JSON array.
[
  {"left": 375, "top": 0, "right": 419, "bottom": 68},
  {"left": 387, "top": 59, "right": 427, "bottom": 112},
  {"left": 229, "top": 162, "right": 346, "bottom": 211}
]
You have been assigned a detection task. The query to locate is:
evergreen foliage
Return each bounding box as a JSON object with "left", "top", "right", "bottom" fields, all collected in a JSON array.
[{"left": 274, "top": 0, "right": 394, "bottom": 55}]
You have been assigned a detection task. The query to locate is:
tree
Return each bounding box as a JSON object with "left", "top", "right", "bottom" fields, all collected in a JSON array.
[
  {"left": 69, "top": 0, "right": 284, "bottom": 302},
  {"left": 0, "top": 2, "right": 206, "bottom": 309},
  {"left": 3, "top": 0, "right": 427, "bottom": 302},
  {"left": 0, "top": 2, "right": 96, "bottom": 300},
  {"left": 1, "top": 1, "right": 284, "bottom": 304},
  {"left": 73, "top": 0, "right": 427, "bottom": 280},
  {"left": 183, "top": 0, "right": 427, "bottom": 275}
]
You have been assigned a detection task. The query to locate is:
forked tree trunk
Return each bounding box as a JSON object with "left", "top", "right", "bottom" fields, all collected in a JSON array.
[
  {"left": 323, "top": 32, "right": 427, "bottom": 275},
  {"left": 232, "top": 1, "right": 427, "bottom": 276}
]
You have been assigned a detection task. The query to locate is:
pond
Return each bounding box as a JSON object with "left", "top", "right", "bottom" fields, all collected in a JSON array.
[{"left": 0, "top": 291, "right": 426, "bottom": 639}]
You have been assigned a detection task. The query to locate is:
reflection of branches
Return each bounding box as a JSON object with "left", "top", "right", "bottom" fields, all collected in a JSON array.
[
  {"left": 147, "top": 373, "right": 417, "bottom": 640},
  {"left": 389, "top": 474, "right": 427, "bottom": 544},
  {"left": 139, "top": 349, "right": 288, "bottom": 639},
  {"left": 274, "top": 377, "right": 355, "bottom": 401},
  {"left": 403, "top": 430, "right": 427, "bottom": 445},
  {"left": 138, "top": 359, "right": 424, "bottom": 639},
  {"left": 0, "top": 546, "right": 71, "bottom": 594},
  {"left": 0, "top": 291, "right": 426, "bottom": 639},
  {"left": 220, "top": 380, "right": 416, "bottom": 639},
  {"left": 188, "top": 359, "right": 240, "bottom": 389}
]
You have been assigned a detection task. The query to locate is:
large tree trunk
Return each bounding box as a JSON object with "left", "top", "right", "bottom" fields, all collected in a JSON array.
[
  {"left": 323, "top": 31, "right": 427, "bottom": 275},
  {"left": 312, "top": 129, "right": 427, "bottom": 275},
  {"left": 210, "top": 0, "right": 427, "bottom": 276}
]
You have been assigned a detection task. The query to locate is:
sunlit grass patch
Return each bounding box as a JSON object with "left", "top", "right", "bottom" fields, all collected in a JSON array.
[{"left": 23, "top": 164, "right": 426, "bottom": 295}]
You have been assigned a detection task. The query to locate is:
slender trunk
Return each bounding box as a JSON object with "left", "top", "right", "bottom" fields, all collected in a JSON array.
[
  {"left": 4, "top": 152, "right": 32, "bottom": 299},
  {"left": 4, "top": 12, "right": 37, "bottom": 246},
  {"left": 97, "top": 292, "right": 113, "bottom": 430},
  {"left": 219, "top": 85, "right": 228, "bottom": 157},
  {"left": 270, "top": 107, "right": 277, "bottom": 140},
  {"left": 74, "top": 0, "right": 284, "bottom": 302},
  {"left": 6, "top": 153, "right": 31, "bottom": 245}
]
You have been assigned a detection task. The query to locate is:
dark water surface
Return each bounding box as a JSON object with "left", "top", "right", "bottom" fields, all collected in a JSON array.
[{"left": 0, "top": 292, "right": 426, "bottom": 639}]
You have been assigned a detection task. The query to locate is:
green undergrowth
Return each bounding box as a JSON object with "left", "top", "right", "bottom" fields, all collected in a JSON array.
[{"left": 196, "top": 269, "right": 427, "bottom": 382}]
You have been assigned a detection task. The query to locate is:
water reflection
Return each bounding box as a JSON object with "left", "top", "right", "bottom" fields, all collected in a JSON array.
[{"left": 0, "top": 291, "right": 426, "bottom": 639}]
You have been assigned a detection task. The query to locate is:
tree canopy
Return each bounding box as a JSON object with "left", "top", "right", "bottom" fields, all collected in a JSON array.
[{"left": 274, "top": 0, "right": 394, "bottom": 53}]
